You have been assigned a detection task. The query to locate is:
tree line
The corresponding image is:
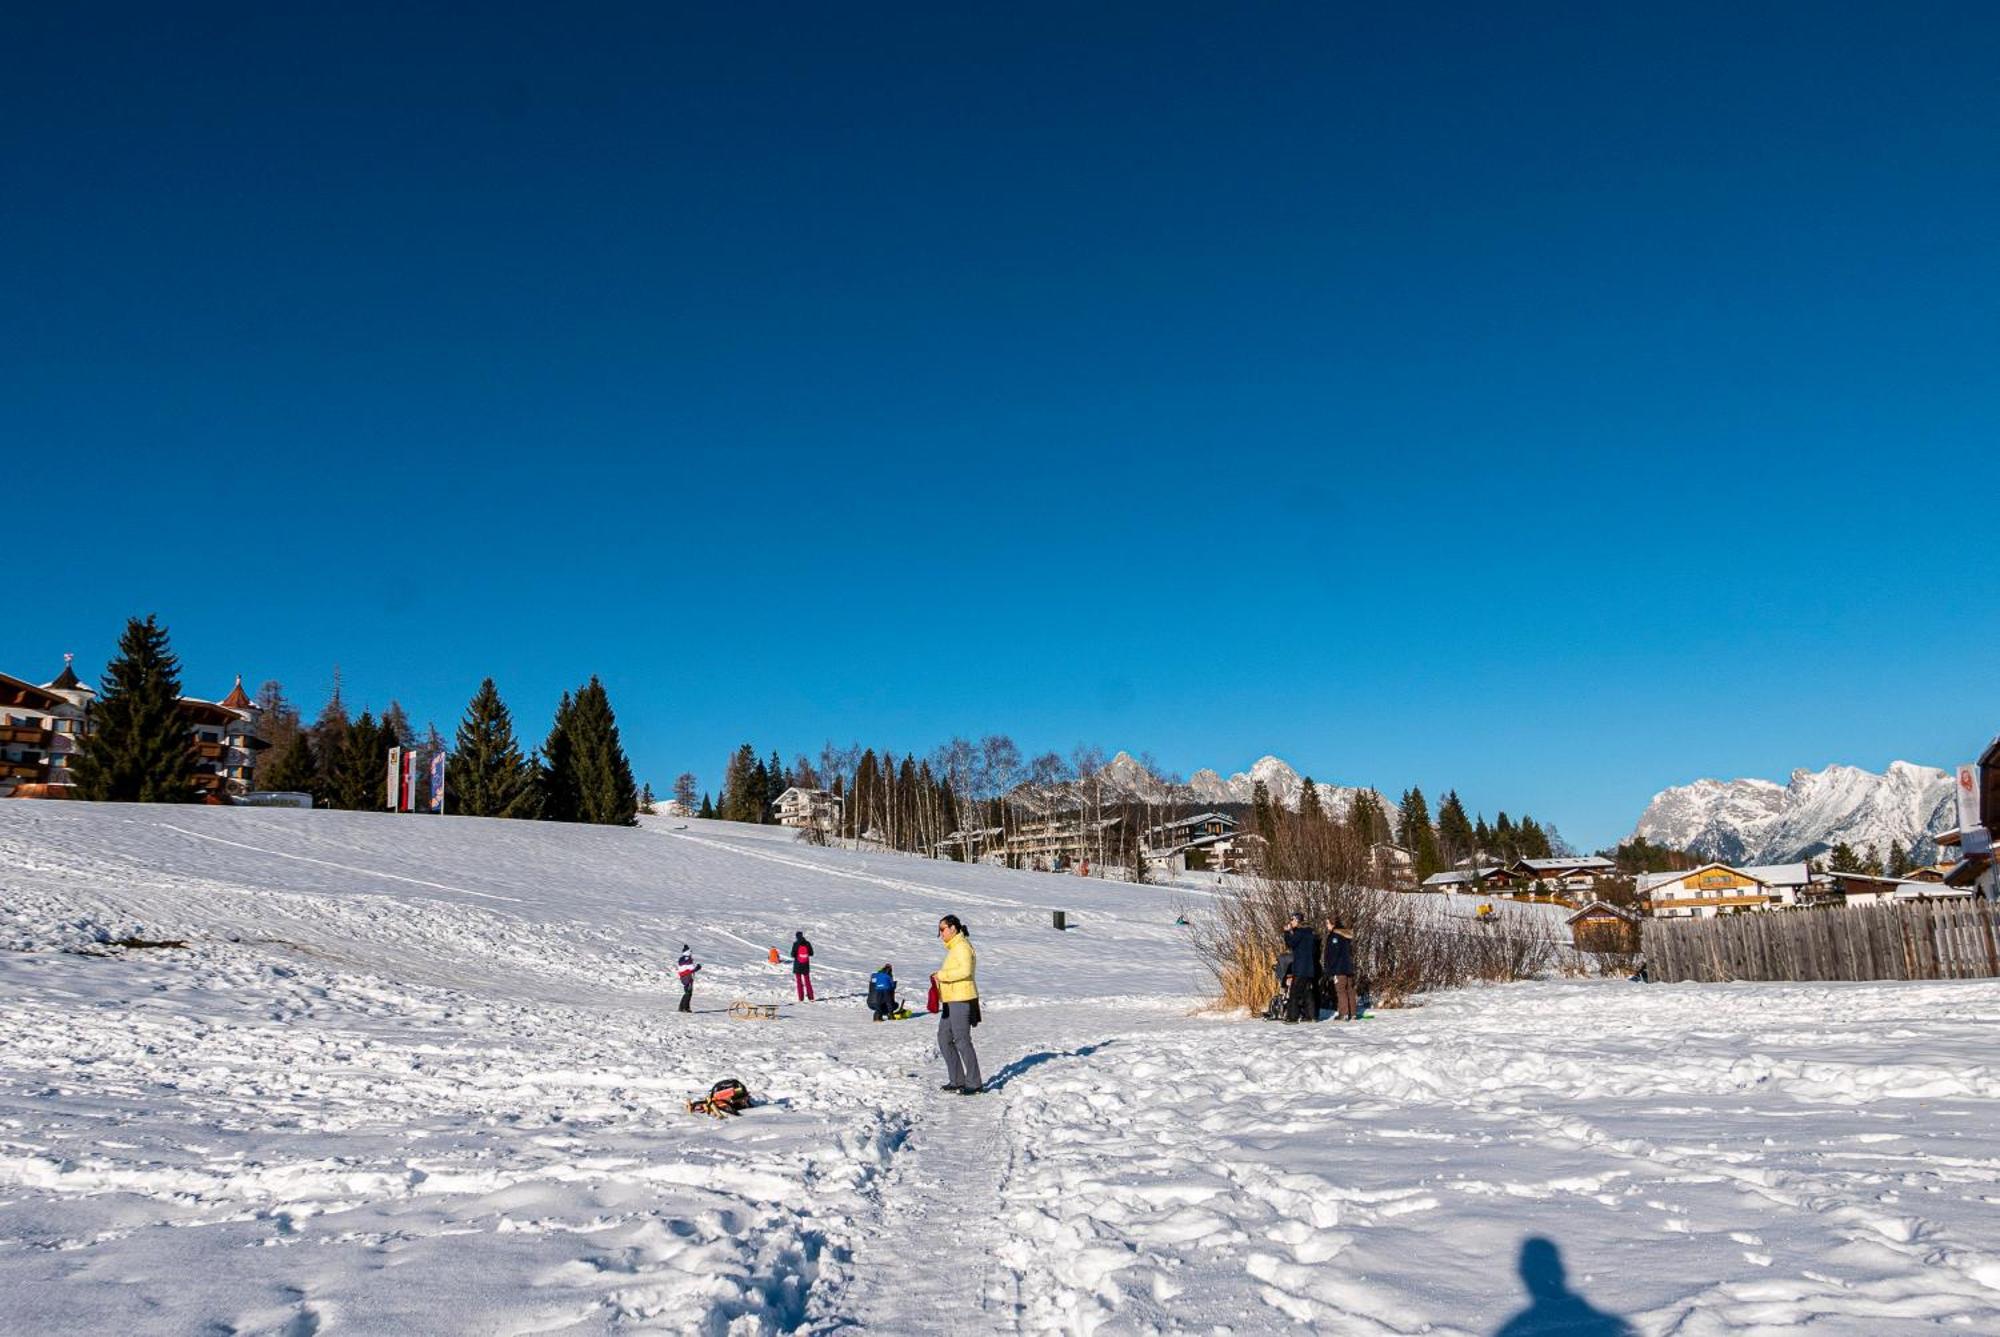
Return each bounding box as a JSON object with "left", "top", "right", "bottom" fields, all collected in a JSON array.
[{"left": 64, "top": 615, "right": 638, "bottom": 826}]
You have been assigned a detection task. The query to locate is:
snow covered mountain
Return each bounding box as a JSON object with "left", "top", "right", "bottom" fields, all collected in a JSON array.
[
  {"left": 1632, "top": 761, "right": 1956, "bottom": 865},
  {"left": 1018, "top": 752, "right": 1383, "bottom": 820}
]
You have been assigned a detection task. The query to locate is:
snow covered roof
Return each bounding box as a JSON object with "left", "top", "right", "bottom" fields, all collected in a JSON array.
[
  {"left": 1564, "top": 899, "right": 1640, "bottom": 926},
  {"left": 1738, "top": 862, "right": 1811, "bottom": 888},
  {"left": 1422, "top": 867, "right": 1501, "bottom": 887},
  {"left": 1514, "top": 857, "right": 1615, "bottom": 873}
]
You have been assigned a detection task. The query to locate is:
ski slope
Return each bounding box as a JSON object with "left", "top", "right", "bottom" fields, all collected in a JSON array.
[{"left": 5, "top": 803, "right": 2000, "bottom": 1334}]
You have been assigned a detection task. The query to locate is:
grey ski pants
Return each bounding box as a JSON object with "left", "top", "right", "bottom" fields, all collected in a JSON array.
[{"left": 938, "top": 1001, "right": 982, "bottom": 1090}]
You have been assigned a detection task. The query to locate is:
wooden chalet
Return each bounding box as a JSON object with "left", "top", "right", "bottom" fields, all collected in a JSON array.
[{"left": 1564, "top": 899, "right": 1641, "bottom": 951}]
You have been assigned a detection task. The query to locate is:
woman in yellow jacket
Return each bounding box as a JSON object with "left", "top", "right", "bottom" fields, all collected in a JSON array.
[{"left": 933, "top": 914, "right": 982, "bottom": 1094}]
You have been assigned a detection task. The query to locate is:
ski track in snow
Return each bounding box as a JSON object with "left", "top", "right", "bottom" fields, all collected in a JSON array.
[{"left": 5, "top": 804, "right": 2000, "bottom": 1334}]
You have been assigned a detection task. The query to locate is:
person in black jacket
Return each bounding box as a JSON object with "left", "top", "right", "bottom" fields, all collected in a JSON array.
[
  {"left": 1281, "top": 913, "right": 1319, "bottom": 1024},
  {"left": 1322, "top": 918, "right": 1357, "bottom": 1020}
]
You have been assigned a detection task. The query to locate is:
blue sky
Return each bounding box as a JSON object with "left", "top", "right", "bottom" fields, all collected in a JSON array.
[{"left": 6, "top": 4, "right": 1997, "bottom": 848}]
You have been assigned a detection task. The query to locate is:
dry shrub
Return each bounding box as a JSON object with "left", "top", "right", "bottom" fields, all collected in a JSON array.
[{"left": 1190, "top": 814, "right": 1560, "bottom": 1013}]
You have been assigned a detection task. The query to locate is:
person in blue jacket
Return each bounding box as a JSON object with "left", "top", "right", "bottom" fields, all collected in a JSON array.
[
  {"left": 868, "top": 963, "right": 898, "bottom": 1021},
  {"left": 1281, "top": 913, "right": 1319, "bottom": 1024}
]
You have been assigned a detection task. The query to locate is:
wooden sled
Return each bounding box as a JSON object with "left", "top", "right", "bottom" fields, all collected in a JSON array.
[{"left": 729, "top": 1000, "right": 779, "bottom": 1020}]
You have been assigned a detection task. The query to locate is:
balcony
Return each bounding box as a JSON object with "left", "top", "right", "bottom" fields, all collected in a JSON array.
[
  {"left": 0, "top": 758, "right": 50, "bottom": 781},
  {"left": 0, "top": 724, "right": 52, "bottom": 749},
  {"left": 192, "top": 740, "right": 226, "bottom": 761}
]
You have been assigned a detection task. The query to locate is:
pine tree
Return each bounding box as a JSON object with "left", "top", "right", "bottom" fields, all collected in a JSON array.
[
  {"left": 719, "top": 744, "right": 756, "bottom": 822},
  {"left": 1346, "top": 788, "right": 1389, "bottom": 845},
  {"left": 1474, "top": 815, "right": 1493, "bottom": 855},
  {"left": 451, "top": 679, "right": 540, "bottom": 819},
  {"left": 1518, "top": 815, "right": 1552, "bottom": 859},
  {"left": 698, "top": 791, "right": 715, "bottom": 819},
  {"left": 546, "top": 677, "right": 637, "bottom": 826},
  {"left": 672, "top": 771, "right": 698, "bottom": 813},
  {"left": 310, "top": 676, "right": 350, "bottom": 810},
  {"left": 72, "top": 615, "right": 197, "bottom": 803},
  {"left": 381, "top": 700, "right": 412, "bottom": 752},
  {"left": 539, "top": 691, "right": 578, "bottom": 821},
  {"left": 1251, "top": 780, "right": 1276, "bottom": 842},
  {"left": 748, "top": 759, "right": 771, "bottom": 823},
  {"left": 1298, "top": 777, "right": 1324, "bottom": 824},
  {"left": 331, "top": 710, "right": 387, "bottom": 811},
  {"left": 767, "top": 750, "right": 788, "bottom": 799},
  {"left": 1886, "top": 840, "right": 1912, "bottom": 877},
  {"left": 1437, "top": 791, "right": 1475, "bottom": 865},
  {"left": 261, "top": 732, "right": 317, "bottom": 795},
  {"left": 250, "top": 681, "right": 304, "bottom": 787},
  {"left": 1827, "top": 842, "right": 1867, "bottom": 874},
  {"left": 1398, "top": 787, "right": 1441, "bottom": 881},
  {"left": 639, "top": 783, "right": 656, "bottom": 815}
]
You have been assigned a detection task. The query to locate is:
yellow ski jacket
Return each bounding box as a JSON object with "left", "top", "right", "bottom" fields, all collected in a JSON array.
[{"left": 936, "top": 934, "right": 978, "bottom": 1003}]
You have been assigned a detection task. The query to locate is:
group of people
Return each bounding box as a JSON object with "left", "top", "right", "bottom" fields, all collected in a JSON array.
[
  {"left": 1275, "top": 913, "right": 1359, "bottom": 1023},
  {"left": 671, "top": 914, "right": 986, "bottom": 1095}
]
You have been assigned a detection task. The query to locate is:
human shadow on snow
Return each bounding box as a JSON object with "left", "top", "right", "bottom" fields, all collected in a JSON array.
[
  {"left": 984, "top": 1041, "right": 1115, "bottom": 1091},
  {"left": 1492, "top": 1237, "right": 1632, "bottom": 1337}
]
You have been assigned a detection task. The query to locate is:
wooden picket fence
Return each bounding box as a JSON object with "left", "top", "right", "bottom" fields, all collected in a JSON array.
[{"left": 1641, "top": 902, "right": 2000, "bottom": 984}]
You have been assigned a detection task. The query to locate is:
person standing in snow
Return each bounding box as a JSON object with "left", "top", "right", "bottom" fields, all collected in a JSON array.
[
  {"left": 868, "top": 963, "right": 897, "bottom": 1021},
  {"left": 1322, "top": 918, "right": 1357, "bottom": 1021},
  {"left": 791, "top": 931, "right": 815, "bottom": 1002},
  {"left": 933, "top": 914, "right": 982, "bottom": 1093},
  {"left": 1281, "top": 912, "right": 1319, "bottom": 1024},
  {"left": 676, "top": 945, "right": 701, "bottom": 1013}
]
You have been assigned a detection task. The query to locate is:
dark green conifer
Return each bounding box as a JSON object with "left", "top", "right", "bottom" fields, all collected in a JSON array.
[
  {"left": 550, "top": 677, "right": 636, "bottom": 825},
  {"left": 539, "top": 691, "right": 578, "bottom": 821},
  {"left": 698, "top": 791, "right": 715, "bottom": 819},
  {"left": 1299, "top": 778, "right": 1324, "bottom": 824},
  {"left": 72, "top": 614, "right": 197, "bottom": 803},
  {"left": 331, "top": 710, "right": 387, "bottom": 811},
  {"left": 261, "top": 733, "right": 318, "bottom": 795},
  {"left": 451, "top": 678, "right": 540, "bottom": 819}
]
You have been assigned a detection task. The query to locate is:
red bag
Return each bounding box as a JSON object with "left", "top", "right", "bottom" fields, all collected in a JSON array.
[{"left": 926, "top": 978, "right": 941, "bottom": 1013}]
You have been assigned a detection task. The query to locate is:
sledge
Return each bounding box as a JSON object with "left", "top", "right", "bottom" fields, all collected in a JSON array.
[{"left": 729, "top": 1000, "right": 780, "bottom": 1020}]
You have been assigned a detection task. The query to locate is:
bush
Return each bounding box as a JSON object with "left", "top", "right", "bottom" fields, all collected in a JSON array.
[{"left": 1190, "top": 814, "right": 1560, "bottom": 1012}]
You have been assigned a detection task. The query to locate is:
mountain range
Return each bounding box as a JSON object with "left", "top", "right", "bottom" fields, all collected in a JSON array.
[
  {"left": 1630, "top": 761, "right": 1957, "bottom": 866},
  {"left": 1019, "top": 752, "right": 1383, "bottom": 823}
]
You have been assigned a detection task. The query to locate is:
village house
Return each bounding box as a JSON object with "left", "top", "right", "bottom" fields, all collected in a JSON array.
[
  {"left": 1506, "top": 856, "right": 1617, "bottom": 898},
  {"left": 1370, "top": 842, "right": 1417, "bottom": 888},
  {"left": 771, "top": 786, "right": 841, "bottom": 833},
  {"left": 1142, "top": 812, "right": 1256, "bottom": 875},
  {"left": 1938, "top": 733, "right": 1998, "bottom": 899},
  {"left": 1002, "top": 813, "right": 1123, "bottom": 872},
  {"left": 1565, "top": 899, "right": 1642, "bottom": 951},
  {"left": 1, "top": 659, "right": 267, "bottom": 800},
  {"left": 1822, "top": 869, "right": 1973, "bottom": 907},
  {"left": 1420, "top": 866, "right": 1504, "bottom": 894},
  {"left": 1642, "top": 863, "right": 1780, "bottom": 918}
]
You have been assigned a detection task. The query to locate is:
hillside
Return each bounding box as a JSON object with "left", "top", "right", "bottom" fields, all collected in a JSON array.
[{"left": 6, "top": 803, "right": 2000, "bottom": 1334}]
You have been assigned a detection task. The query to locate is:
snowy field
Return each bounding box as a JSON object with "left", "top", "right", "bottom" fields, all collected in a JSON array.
[{"left": 5, "top": 805, "right": 2000, "bottom": 1335}]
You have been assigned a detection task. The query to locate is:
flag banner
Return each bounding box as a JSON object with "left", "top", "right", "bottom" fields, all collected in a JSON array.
[
  {"left": 1957, "top": 764, "right": 1981, "bottom": 832},
  {"left": 400, "top": 751, "right": 418, "bottom": 812},
  {"left": 385, "top": 747, "right": 403, "bottom": 811},
  {"left": 430, "top": 752, "right": 446, "bottom": 813}
]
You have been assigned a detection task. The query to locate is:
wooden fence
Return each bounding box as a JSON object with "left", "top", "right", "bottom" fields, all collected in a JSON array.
[{"left": 1641, "top": 902, "right": 2000, "bottom": 984}]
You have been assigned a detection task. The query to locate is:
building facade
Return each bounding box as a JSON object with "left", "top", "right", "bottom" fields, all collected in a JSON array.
[{"left": 0, "top": 659, "right": 267, "bottom": 800}]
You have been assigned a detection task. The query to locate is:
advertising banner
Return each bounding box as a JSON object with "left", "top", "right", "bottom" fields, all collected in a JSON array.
[
  {"left": 430, "top": 752, "right": 446, "bottom": 813},
  {"left": 385, "top": 747, "right": 403, "bottom": 811},
  {"left": 401, "top": 750, "right": 418, "bottom": 812}
]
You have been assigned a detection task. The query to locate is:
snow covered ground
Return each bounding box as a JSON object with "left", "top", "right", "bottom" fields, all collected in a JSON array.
[{"left": 5, "top": 804, "right": 2000, "bottom": 1334}]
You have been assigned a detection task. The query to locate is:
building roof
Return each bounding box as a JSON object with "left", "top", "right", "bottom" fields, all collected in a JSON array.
[
  {"left": 46, "top": 658, "right": 83, "bottom": 691},
  {"left": 1738, "top": 862, "right": 1812, "bottom": 887},
  {"left": 1944, "top": 855, "right": 1992, "bottom": 889},
  {"left": 1149, "top": 811, "right": 1236, "bottom": 833},
  {"left": 220, "top": 676, "right": 252, "bottom": 709},
  {"left": 1564, "top": 899, "right": 1641, "bottom": 926},
  {"left": 1515, "top": 856, "right": 1616, "bottom": 873},
  {"left": 0, "top": 672, "right": 67, "bottom": 713},
  {"left": 1422, "top": 867, "right": 1502, "bottom": 887},
  {"left": 1637, "top": 862, "right": 1774, "bottom": 894}
]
